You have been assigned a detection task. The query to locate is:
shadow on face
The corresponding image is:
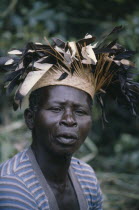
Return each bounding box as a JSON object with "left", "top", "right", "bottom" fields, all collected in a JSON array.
[{"left": 24, "top": 85, "right": 92, "bottom": 156}]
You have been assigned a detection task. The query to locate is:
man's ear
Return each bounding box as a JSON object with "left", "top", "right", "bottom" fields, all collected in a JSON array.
[{"left": 24, "top": 108, "right": 35, "bottom": 130}]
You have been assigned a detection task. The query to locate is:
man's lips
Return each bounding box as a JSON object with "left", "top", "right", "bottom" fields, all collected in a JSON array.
[{"left": 56, "top": 133, "right": 78, "bottom": 145}]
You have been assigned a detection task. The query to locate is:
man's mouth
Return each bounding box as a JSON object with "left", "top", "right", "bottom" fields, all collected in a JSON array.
[{"left": 56, "top": 133, "right": 78, "bottom": 145}]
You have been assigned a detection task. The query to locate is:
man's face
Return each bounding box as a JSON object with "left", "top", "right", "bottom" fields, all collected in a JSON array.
[{"left": 30, "top": 86, "right": 92, "bottom": 156}]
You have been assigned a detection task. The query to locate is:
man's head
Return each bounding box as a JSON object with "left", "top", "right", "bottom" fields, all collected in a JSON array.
[{"left": 24, "top": 85, "right": 92, "bottom": 156}]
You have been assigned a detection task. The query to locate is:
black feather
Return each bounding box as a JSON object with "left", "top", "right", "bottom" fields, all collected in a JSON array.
[
  {"left": 0, "top": 57, "right": 19, "bottom": 72},
  {"left": 13, "top": 98, "right": 23, "bottom": 111},
  {"left": 109, "top": 26, "right": 123, "bottom": 35},
  {"left": 0, "top": 57, "right": 12, "bottom": 65},
  {"left": 57, "top": 72, "right": 68, "bottom": 81},
  {"left": 6, "top": 74, "right": 21, "bottom": 95},
  {"left": 38, "top": 56, "right": 57, "bottom": 65},
  {"left": 4, "top": 68, "right": 23, "bottom": 82},
  {"left": 106, "top": 39, "right": 117, "bottom": 48},
  {"left": 97, "top": 26, "right": 123, "bottom": 49},
  {"left": 94, "top": 48, "right": 116, "bottom": 54},
  {"left": 52, "top": 38, "right": 65, "bottom": 48},
  {"left": 77, "top": 36, "right": 96, "bottom": 46},
  {"left": 13, "top": 101, "right": 19, "bottom": 111},
  {"left": 96, "top": 94, "right": 109, "bottom": 124},
  {"left": 13, "top": 91, "right": 24, "bottom": 111},
  {"left": 114, "top": 50, "right": 135, "bottom": 60}
]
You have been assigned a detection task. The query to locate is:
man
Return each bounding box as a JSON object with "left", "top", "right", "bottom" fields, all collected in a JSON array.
[
  {"left": 0, "top": 85, "right": 102, "bottom": 209},
  {"left": 0, "top": 27, "right": 138, "bottom": 209}
]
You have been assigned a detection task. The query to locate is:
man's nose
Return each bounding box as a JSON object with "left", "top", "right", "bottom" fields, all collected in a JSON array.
[{"left": 59, "top": 110, "right": 77, "bottom": 127}]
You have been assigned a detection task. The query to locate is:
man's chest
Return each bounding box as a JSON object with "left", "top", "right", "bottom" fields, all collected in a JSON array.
[{"left": 48, "top": 177, "right": 80, "bottom": 210}]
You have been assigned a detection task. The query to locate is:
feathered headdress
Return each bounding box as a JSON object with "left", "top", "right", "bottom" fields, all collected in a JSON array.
[{"left": 0, "top": 26, "right": 139, "bottom": 121}]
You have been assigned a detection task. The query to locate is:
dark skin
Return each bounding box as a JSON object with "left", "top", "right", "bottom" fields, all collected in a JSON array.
[{"left": 24, "top": 85, "right": 92, "bottom": 210}]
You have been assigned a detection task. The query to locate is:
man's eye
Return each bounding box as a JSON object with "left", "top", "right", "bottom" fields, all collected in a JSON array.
[
  {"left": 75, "top": 110, "right": 85, "bottom": 115},
  {"left": 50, "top": 107, "right": 62, "bottom": 112}
]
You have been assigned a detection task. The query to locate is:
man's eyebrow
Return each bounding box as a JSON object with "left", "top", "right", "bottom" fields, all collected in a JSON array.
[
  {"left": 46, "top": 100, "right": 66, "bottom": 104},
  {"left": 73, "top": 104, "right": 89, "bottom": 109},
  {"left": 48, "top": 100, "right": 90, "bottom": 108}
]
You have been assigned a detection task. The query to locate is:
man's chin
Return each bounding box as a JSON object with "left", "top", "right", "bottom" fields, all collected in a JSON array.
[
  {"left": 51, "top": 148, "right": 75, "bottom": 157},
  {"left": 47, "top": 144, "right": 78, "bottom": 157},
  {"left": 42, "top": 141, "right": 79, "bottom": 157}
]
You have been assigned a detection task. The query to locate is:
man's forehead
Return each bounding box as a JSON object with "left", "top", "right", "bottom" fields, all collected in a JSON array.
[{"left": 41, "top": 85, "right": 90, "bottom": 106}]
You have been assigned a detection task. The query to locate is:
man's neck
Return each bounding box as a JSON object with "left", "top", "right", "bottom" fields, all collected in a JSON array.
[{"left": 31, "top": 142, "right": 72, "bottom": 185}]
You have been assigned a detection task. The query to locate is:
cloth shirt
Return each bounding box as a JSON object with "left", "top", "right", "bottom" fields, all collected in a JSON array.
[{"left": 0, "top": 147, "right": 103, "bottom": 210}]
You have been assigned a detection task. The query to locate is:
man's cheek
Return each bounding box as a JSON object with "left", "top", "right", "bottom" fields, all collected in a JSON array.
[{"left": 81, "top": 119, "right": 92, "bottom": 130}]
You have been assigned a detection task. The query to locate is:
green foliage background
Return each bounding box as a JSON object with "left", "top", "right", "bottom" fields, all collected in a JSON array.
[{"left": 0, "top": 0, "right": 139, "bottom": 209}]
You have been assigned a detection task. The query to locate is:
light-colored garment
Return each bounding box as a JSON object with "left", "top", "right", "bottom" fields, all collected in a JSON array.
[{"left": 0, "top": 148, "right": 103, "bottom": 210}]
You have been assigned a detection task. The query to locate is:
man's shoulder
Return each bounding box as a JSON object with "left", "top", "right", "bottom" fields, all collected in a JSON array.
[
  {"left": 71, "top": 157, "right": 96, "bottom": 178},
  {"left": 0, "top": 148, "right": 29, "bottom": 178},
  {"left": 71, "top": 157, "right": 103, "bottom": 209},
  {"left": 0, "top": 149, "right": 39, "bottom": 209}
]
